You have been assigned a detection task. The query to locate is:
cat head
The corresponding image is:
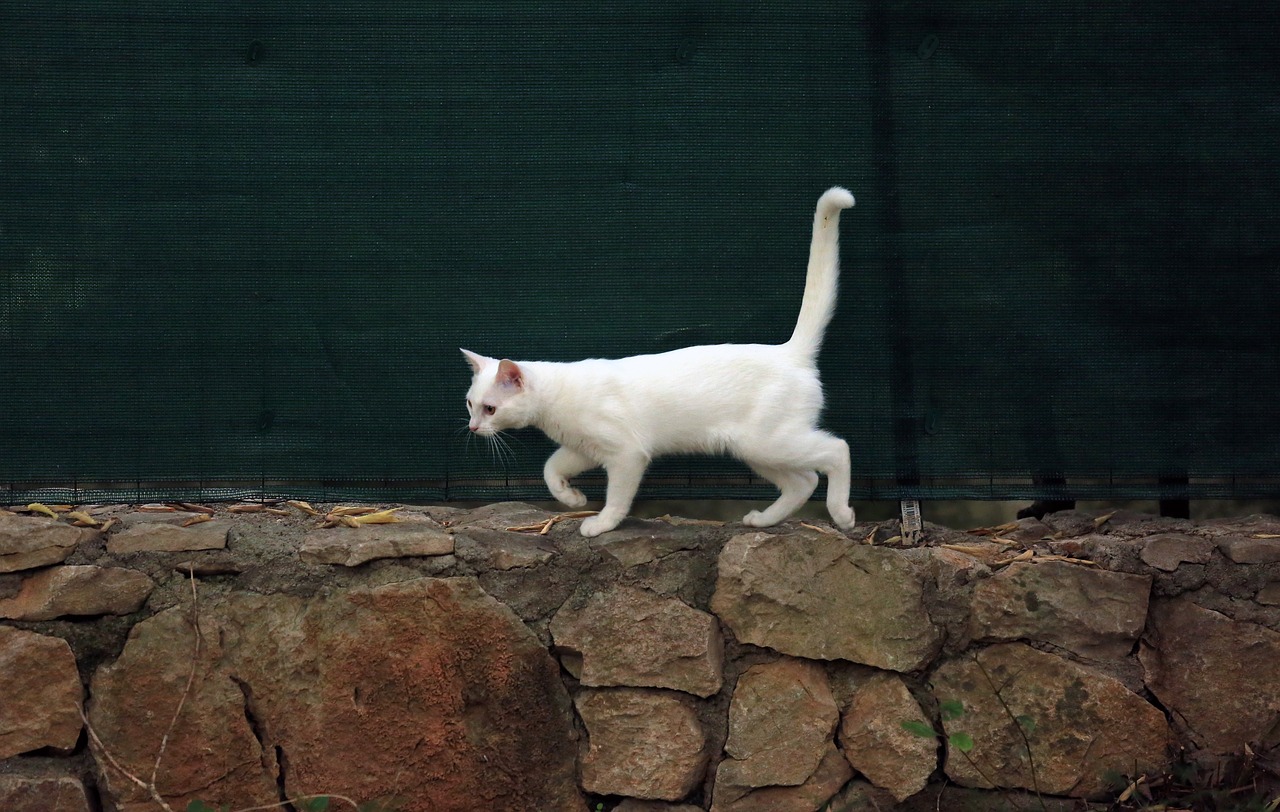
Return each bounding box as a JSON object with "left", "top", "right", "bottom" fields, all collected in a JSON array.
[{"left": 460, "top": 349, "right": 535, "bottom": 435}]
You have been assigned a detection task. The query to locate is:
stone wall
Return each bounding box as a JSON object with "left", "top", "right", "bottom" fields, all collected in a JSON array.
[{"left": 1, "top": 502, "right": 1279, "bottom": 811}]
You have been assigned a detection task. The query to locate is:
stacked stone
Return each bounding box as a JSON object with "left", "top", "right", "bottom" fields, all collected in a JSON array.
[{"left": 1, "top": 504, "right": 1278, "bottom": 811}]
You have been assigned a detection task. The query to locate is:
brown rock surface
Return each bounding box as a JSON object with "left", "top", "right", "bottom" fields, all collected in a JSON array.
[
  {"left": 0, "top": 515, "right": 96, "bottom": 573},
  {"left": 0, "top": 770, "right": 92, "bottom": 812},
  {"left": 298, "top": 522, "right": 455, "bottom": 566},
  {"left": 88, "top": 577, "right": 584, "bottom": 812},
  {"left": 1141, "top": 597, "right": 1280, "bottom": 754},
  {"left": 1217, "top": 535, "right": 1280, "bottom": 564},
  {"left": 0, "top": 565, "right": 154, "bottom": 620},
  {"left": 1139, "top": 533, "right": 1215, "bottom": 571},
  {"left": 576, "top": 688, "right": 707, "bottom": 801},
  {"left": 0, "top": 626, "right": 84, "bottom": 758},
  {"left": 711, "top": 531, "right": 942, "bottom": 671},
  {"left": 969, "top": 560, "right": 1151, "bottom": 658},
  {"left": 550, "top": 585, "right": 723, "bottom": 697},
  {"left": 711, "top": 742, "right": 853, "bottom": 812},
  {"left": 838, "top": 672, "right": 936, "bottom": 802},
  {"left": 106, "top": 520, "right": 229, "bottom": 553},
  {"left": 717, "top": 659, "right": 839, "bottom": 794},
  {"left": 931, "top": 643, "right": 1170, "bottom": 797}
]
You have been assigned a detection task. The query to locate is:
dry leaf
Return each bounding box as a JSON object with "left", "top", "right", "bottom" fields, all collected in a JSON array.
[
  {"left": 881, "top": 535, "right": 903, "bottom": 546},
  {"left": 98, "top": 518, "right": 117, "bottom": 534},
  {"left": 0, "top": 508, "right": 15, "bottom": 516},
  {"left": 139, "top": 503, "right": 176, "bottom": 512},
  {"left": 178, "top": 503, "right": 216, "bottom": 514},
  {"left": 181, "top": 514, "right": 213, "bottom": 527},
  {"left": 26, "top": 503, "right": 59, "bottom": 519},
  {"left": 265, "top": 508, "right": 291, "bottom": 516},
  {"left": 328, "top": 505, "right": 379, "bottom": 517},
  {"left": 800, "top": 522, "right": 839, "bottom": 535},
  {"left": 1251, "top": 533, "right": 1280, "bottom": 539},
  {"left": 338, "top": 515, "right": 361, "bottom": 528},
  {"left": 1035, "top": 554, "right": 1098, "bottom": 566},
  {"left": 1093, "top": 511, "right": 1117, "bottom": 528},
  {"left": 994, "top": 549, "right": 1035, "bottom": 567},
  {"left": 968, "top": 521, "right": 1018, "bottom": 537},
  {"left": 227, "top": 503, "right": 266, "bottom": 513},
  {"left": 350, "top": 508, "right": 401, "bottom": 526},
  {"left": 286, "top": 500, "right": 321, "bottom": 516},
  {"left": 64, "top": 511, "right": 101, "bottom": 527}
]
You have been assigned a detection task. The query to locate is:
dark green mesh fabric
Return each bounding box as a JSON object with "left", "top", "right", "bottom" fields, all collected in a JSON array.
[{"left": 3, "top": 3, "right": 1278, "bottom": 503}]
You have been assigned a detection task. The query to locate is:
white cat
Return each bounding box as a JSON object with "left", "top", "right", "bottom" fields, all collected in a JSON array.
[{"left": 462, "top": 186, "right": 856, "bottom": 537}]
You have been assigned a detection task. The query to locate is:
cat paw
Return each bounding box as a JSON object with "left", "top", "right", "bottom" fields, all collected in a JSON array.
[
  {"left": 579, "top": 515, "right": 620, "bottom": 538},
  {"left": 742, "top": 510, "right": 779, "bottom": 528},
  {"left": 830, "top": 506, "right": 856, "bottom": 530},
  {"left": 552, "top": 488, "right": 587, "bottom": 509}
]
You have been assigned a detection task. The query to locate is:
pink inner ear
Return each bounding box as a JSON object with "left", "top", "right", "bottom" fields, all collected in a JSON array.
[{"left": 496, "top": 359, "right": 524, "bottom": 389}]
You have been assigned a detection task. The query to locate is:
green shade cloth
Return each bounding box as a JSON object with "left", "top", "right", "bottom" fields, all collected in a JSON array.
[{"left": 3, "top": 3, "right": 1278, "bottom": 504}]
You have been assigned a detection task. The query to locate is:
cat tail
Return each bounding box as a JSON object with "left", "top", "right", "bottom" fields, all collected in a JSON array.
[{"left": 786, "top": 186, "right": 855, "bottom": 359}]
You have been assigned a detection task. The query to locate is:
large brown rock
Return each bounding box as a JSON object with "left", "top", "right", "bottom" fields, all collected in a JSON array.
[
  {"left": 0, "top": 626, "right": 84, "bottom": 758},
  {"left": 88, "top": 577, "right": 584, "bottom": 812},
  {"left": 0, "top": 515, "right": 97, "bottom": 573},
  {"left": 931, "top": 643, "right": 1170, "bottom": 798},
  {"left": 576, "top": 688, "right": 707, "bottom": 801},
  {"left": 711, "top": 531, "right": 942, "bottom": 671},
  {"left": 0, "top": 770, "right": 92, "bottom": 812},
  {"left": 298, "top": 522, "right": 455, "bottom": 566},
  {"left": 1141, "top": 597, "right": 1280, "bottom": 755},
  {"left": 716, "top": 658, "right": 839, "bottom": 796},
  {"left": 969, "top": 561, "right": 1151, "bottom": 658},
  {"left": 838, "top": 672, "right": 936, "bottom": 802},
  {"left": 711, "top": 742, "right": 853, "bottom": 812},
  {"left": 0, "top": 565, "right": 154, "bottom": 620},
  {"left": 107, "top": 520, "right": 229, "bottom": 553},
  {"left": 550, "top": 585, "right": 723, "bottom": 697}
]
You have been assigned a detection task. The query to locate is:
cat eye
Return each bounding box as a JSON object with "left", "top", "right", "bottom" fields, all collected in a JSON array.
[{"left": 483, "top": 404, "right": 497, "bottom": 415}]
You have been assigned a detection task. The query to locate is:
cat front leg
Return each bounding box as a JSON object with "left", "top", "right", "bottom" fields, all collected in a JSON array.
[
  {"left": 578, "top": 452, "right": 648, "bottom": 537},
  {"left": 543, "top": 446, "right": 595, "bottom": 508}
]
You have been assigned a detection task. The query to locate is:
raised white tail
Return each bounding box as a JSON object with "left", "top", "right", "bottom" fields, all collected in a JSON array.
[{"left": 786, "top": 186, "right": 854, "bottom": 358}]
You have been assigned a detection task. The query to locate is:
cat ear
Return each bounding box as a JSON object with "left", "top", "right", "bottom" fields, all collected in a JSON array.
[
  {"left": 460, "top": 348, "right": 491, "bottom": 375},
  {"left": 496, "top": 359, "right": 524, "bottom": 390}
]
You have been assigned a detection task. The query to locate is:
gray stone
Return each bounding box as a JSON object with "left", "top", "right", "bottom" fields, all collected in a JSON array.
[
  {"left": 595, "top": 523, "right": 705, "bottom": 568},
  {"left": 1140, "top": 533, "right": 1215, "bottom": 571},
  {"left": 969, "top": 560, "right": 1151, "bottom": 658},
  {"left": 718, "top": 659, "right": 839, "bottom": 794},
  {"left": 838, "top": 672, "right": 936, "bottom": 802},
  {"left": 931, "top": 642, "right": 1170, "bottom": 798},
  {"left": 0, "top": 515, "right": 96, "bottom": 573},
  {"left": 1257, "top": 582, "right": 1280, "bottom": 606},
  {"left": 614, "top": 802, "right": 704, "bottom": 812},
  {"left": 453, "top": 527, "right": 555, "bottom": 570},
  {"left": 576, "top": 688, "right": 708, "bottom": 801},
  {"left": 298, "top": 522, "right": 455, "bottom": 566},
  {"left": 0, "top": 565, "right": 154, "bottom": 620},
  {"left": 107, "top": 520, "right": 229, "bottom": 554},
  {"left": 711, "top": 531, "right": 943, "bottom": 672},
  {"left": 1141, "top": 597, "right": 1280, "bottom": 755},
  {"left": 0, "top": 770, "right": 92, "bottom": 812},
  {"left": 550, "top": 585, "right": 723, "bottom": 697},
  {"left": 0, "top": 626, "right": 84, "bottom": 758},
  {"left": 1217, "top": 535, "right": 1280, "bottom": 564},
  {"left": 711, "top": 742, "right": 853, "bottom": 812}
]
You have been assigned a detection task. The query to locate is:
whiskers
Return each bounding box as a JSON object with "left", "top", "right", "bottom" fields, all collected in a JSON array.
[{"left": 454, "top": 419, "right": 520, "bottom": 471}]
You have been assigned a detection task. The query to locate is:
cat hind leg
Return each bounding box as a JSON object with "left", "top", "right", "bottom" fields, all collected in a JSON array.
[
  {"left": 812, "top": 433, "right": 856, "bottom": 529},
  {"left": 742, "top": 463, "right": 819, "bottom": 527},
  {"left": 543, "top": 446, "right": 595, "bottom": 508}
]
